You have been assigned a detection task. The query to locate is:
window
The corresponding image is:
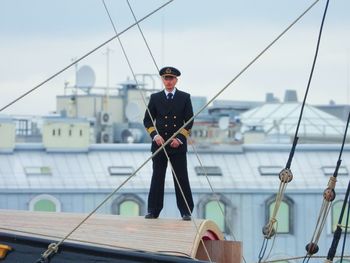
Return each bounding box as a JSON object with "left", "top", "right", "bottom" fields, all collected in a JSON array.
[
  {"left": 197, "top": 194, "right": 234, "bottom": 234},
  {"left": 29, "top": 194, "right": 61, "bottom": 212},
  {"left": 331, "top": 200, "right": 350, "bottom": 233},
  {"left": 266, "top": 195, "right": 293, "bottom": 234},
  {"left": 259, "top": 166, "right": 284, "bottom": 176},
  {"left": 205, "top": 200, "right": 225, "bottom": 231},
  {"left": 108, "top": 166, "right": 134, "bottom": 176},
  {"left": 322, "top": 166, "right": 348, "bottom": 176},
  {"left": 34, "top": 200, "right": 56, "bottom": 212},
  {"left": 119, "top": 200, "right": 140, "bottom": 216},
  {"left": 193, "top": 129, "right": 208, "bottom": 138},
  {"left": 24, "top": 166, "right": 52, "bottom": 176},
  {"left": 111, "top": 194, "right": 145, "bottom": 216},
  {"left": 195, "top": 166, "right": 222, "bottom": 176}
]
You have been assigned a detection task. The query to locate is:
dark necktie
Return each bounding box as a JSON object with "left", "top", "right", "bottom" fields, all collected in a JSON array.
[{"left": 167, "top": 93, "right": 173, "bottom": 100}]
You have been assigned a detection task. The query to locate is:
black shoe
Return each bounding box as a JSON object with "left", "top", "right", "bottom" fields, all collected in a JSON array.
[
  {"left": 182, "top": 214, "right": 191, "bottom": 221},
  {"left": 145, "top": 213, "right": 157, "bottom": 219}
]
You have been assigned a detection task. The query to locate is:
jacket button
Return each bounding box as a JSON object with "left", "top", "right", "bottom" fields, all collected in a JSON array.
[
  {"left": 165, "top": 132, "right": 168, "bottom": 135},
  {"left": 165, "top": 124, "right": 168, "bottom": 127},
  {"left": 174, "top": 116, "right": 176, "bottom": 119},
  {"left": 174, "top": 124, "right": 176, "bottom": 127},
  {"left": 165, "top": 116, "right": 168, "bottom": 119}
]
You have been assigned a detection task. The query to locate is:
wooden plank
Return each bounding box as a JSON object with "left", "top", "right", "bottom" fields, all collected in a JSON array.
[{"left": 0, "top": 210, "right": 224, "bottom": 259}]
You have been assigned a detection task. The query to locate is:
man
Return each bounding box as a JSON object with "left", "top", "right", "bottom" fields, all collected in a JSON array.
[{"left": 143, "top": 66, "right": 194, "bottom": 221}]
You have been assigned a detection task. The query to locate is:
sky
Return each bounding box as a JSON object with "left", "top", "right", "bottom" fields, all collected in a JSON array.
[{"left": 0, "top": 0, "right": 349, "bottom": 116}]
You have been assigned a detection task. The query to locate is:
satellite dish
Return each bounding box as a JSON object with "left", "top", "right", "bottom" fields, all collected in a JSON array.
[
  {"left": 76, "top": 65, "right": 96, "bottom": 93},
  {"left": 218, "top": 116, "right": 230, "bottom": 130},
  {"left": 125, "top": 102, "right": 141, "bottom": 122}
]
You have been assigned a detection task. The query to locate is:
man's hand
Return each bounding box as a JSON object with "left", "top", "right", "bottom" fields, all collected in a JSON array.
[
  {"left": 154, "top": 135, "right": 165, "bottom": 146},
  {"left": 170, "top": 138, "right": 181, "bottom": 148}
]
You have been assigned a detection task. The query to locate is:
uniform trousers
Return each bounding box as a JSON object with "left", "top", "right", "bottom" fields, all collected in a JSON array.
[{"left": 147, "top": 150, "right": 194, "bottom": 217}]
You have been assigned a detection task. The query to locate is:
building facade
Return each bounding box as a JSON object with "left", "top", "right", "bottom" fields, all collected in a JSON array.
[{"left": 1, "top": 143, "right": 350, "bottom": 262}]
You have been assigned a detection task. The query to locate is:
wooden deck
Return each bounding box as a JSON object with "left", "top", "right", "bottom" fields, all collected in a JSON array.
[{"left": 0, "top": 210, "right": 224, "bottom": 259}]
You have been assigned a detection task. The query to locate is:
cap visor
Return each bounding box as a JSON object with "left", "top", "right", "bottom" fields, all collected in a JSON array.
[{"left": 162, "top": 74, "right": 177, "bottom": 77}]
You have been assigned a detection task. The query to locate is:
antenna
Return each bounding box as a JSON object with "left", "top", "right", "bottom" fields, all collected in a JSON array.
[
  {"left": 103, "top": 47, "right": 114, "bottom": 90},
  {"left": 103, "top": 47, "right": 113, "bottom": 112},
  {"left": 71, "top": 57, "right": 78, "bottom": 96},
  {"left": 161, "top": 13, "right": 165, "bottom": 65}
]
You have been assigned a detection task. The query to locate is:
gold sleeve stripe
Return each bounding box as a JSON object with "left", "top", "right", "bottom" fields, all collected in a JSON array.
[
  {"left": 180, "top": 128, "right": 190, "bottom": 138},
  {"left": 147, "top": 127, "right": 156, "bottom": 134}
]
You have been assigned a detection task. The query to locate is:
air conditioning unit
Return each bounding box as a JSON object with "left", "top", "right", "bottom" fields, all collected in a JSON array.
[
  {"left": 100, "top": 131, "right": 113, "bottom": 143},
  {"left": 99, "top": 111, "right": 112, "bottom": 126}
]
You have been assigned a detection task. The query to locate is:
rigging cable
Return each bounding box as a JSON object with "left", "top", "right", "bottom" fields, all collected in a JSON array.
[
  {"left": 34, "top": 2, "right": 175, "bottom": 262},
  {"left": 124, "top": 0, "right": 246, "bottom": 261},
  {"left": 100, "top": 0, "right": 212, "bottom": 262},
  {"left": 302, "top": 110, "right": 350, "bottom": 263},
  {"left": 7, "top": 221, "right": 349, "bottom": 263},
  {"left": 125, "top": 2, "right": 323, "bottom": 263},
  {"left": 127, "top": 1, "right": 327, "bottom": 262},
  {"left": 0, "top": 0, "right": 174, "bottom": 114},
  {"left": 258, "top": 0, "right": 330, "bottom": 262},
  {"left": 33, "top": 0, "right": 322, "bottom": 261},
  {"left": 126, "top": 0, "right": 160, "bottom": 72},
  {"left": 0, "top": 226, "right": 180, "bottom": 256},
  {"left": 340, "top": 198, "right": 350, "bottom": 262},
  {"left": 260, "top": 254, "right": 350, "bottom": 262},
  {"left": 325, "top": 179, "right": 350, "bottom": 262}
]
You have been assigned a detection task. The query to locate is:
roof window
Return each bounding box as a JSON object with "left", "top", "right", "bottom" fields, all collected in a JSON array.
[
  {"left": 258, "top": 166, "right": 284, "bottom": 176},
  {"left": 108, "top": 166, "right": 134, "bottom": 176},
  {"left": 24, "top": 166, "right": 52, "bottom": 176},
  {"left": 321, "top": 166, "right": 348, "bottom": 176},
  {"left": 195, "top": 166, "right": 222, "bottom": 176}
]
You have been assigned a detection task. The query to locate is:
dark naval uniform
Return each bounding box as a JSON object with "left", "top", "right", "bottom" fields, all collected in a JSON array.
[{"left": 143, "top": 87, "right": 194, "bottom": 218}]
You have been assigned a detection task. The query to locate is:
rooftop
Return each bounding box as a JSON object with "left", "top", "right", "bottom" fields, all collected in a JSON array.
[{"left": 1, "top": 143, "right": 349, "bottom": 192}]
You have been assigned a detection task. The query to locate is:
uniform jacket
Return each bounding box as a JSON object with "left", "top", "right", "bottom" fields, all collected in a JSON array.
[{"left": 143, "top": 89, "right": 194, "bottom": 154}]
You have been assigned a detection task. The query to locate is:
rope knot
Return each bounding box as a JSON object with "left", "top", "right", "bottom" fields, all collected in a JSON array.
[
  {"left": 42, "top": 243, "right": 59, "bottom": 259},
  {"left": 323, "top": 187, "right": 335, "bottom": 202},
  {"left": 262, "top": 220, "right": 276, "bottom": 239},
  {"left": 327, "top": 176, "right": 337, "bottom": 189},
  {"left": 279, "top": 168, "right": 293, "bottom": 183}
]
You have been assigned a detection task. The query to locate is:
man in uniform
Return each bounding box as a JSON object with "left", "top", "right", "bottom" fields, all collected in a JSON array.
[{"left": 143, "top": 66, "right": 194, "bottom": 221}]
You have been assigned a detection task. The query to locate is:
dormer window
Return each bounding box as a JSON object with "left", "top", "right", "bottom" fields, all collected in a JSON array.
[
  {"left": 258, "top": 166, "right": 283, "bottom": 176},
  {"left": 108, "top": 166, "right": 134, "bottom": 176},
  {"left": 322, "top": 166, "right": 348, "bottom": 176},
  {"left": 24, "top": 166, "right": 52, "bottom": 176},
  {"left": 195, "top": 166, "right": 222, "bottom": 176}
]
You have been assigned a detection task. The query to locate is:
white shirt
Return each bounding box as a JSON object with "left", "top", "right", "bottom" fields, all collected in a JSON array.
[{"left": 164, "top": 88, "right": 176, "bottom": 98}]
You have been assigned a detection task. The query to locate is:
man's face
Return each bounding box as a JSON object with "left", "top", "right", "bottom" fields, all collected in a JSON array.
[{"left": 162, "top": 76, "right": 177, "bottom": 91}]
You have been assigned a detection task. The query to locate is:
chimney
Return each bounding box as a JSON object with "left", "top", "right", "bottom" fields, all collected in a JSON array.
[{"left": 284, "top": 90, "right": 298, "bottom": 102}]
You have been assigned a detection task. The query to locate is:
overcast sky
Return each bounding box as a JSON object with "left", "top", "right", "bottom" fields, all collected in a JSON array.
[{"left": 0, "top": 0, "right": 349, "bottom": 115}]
